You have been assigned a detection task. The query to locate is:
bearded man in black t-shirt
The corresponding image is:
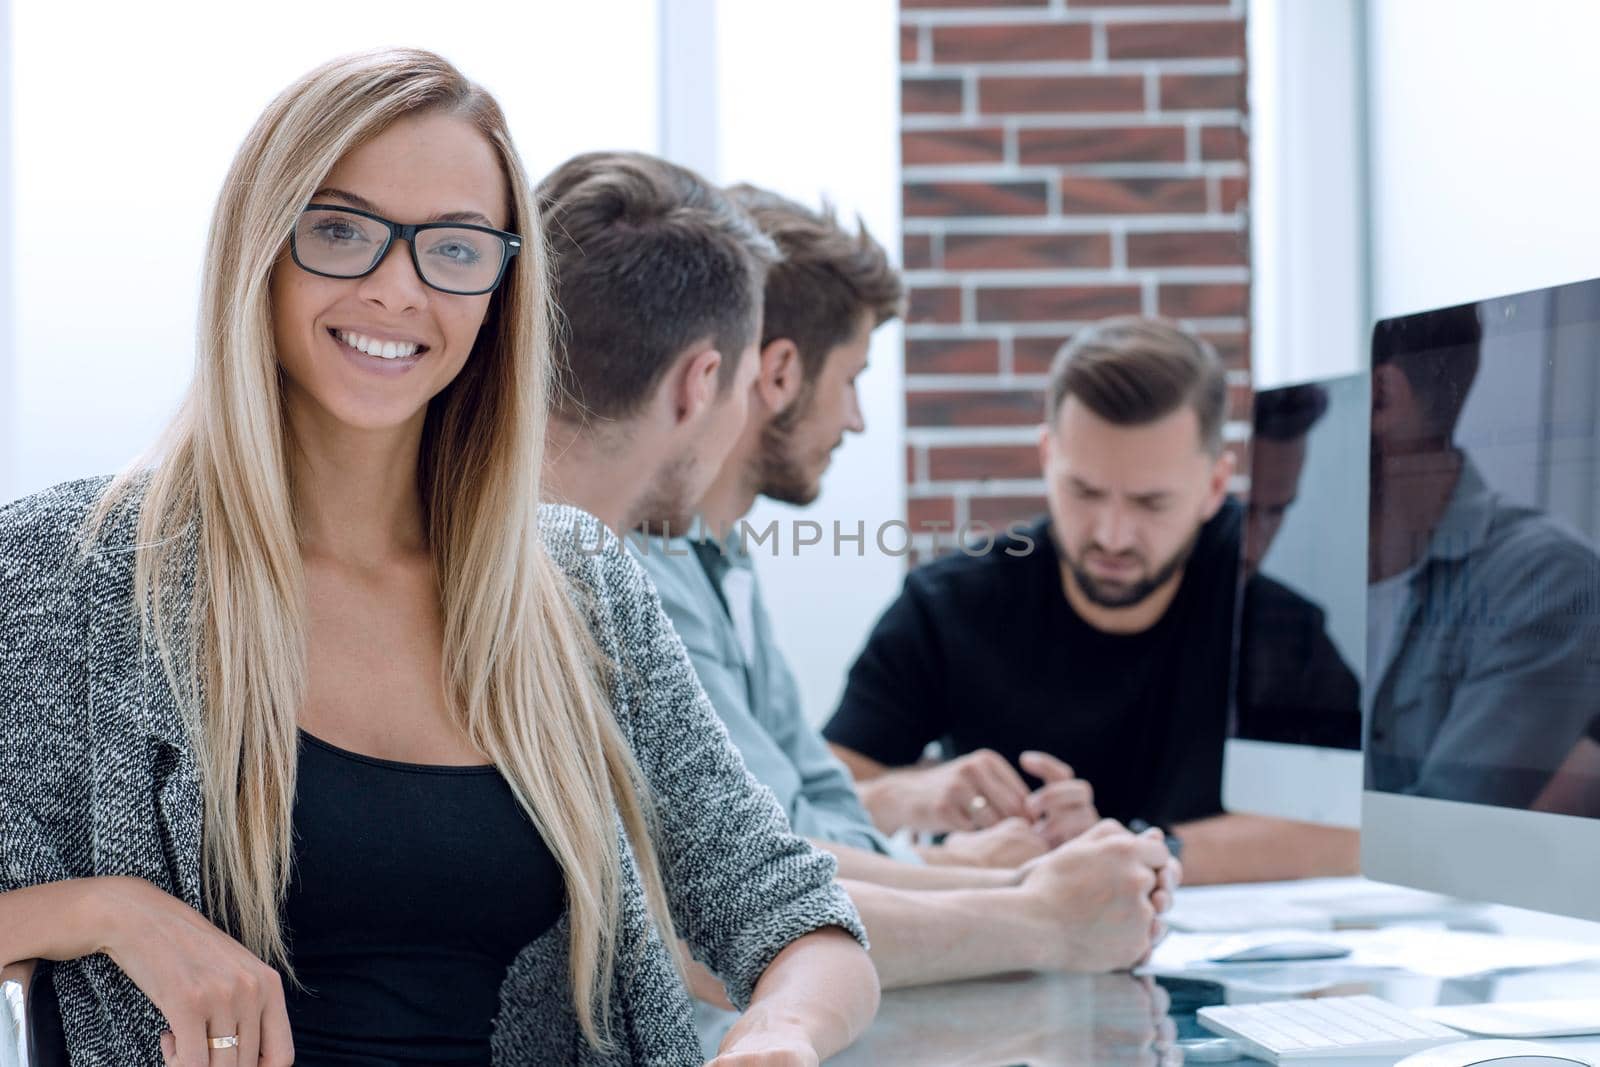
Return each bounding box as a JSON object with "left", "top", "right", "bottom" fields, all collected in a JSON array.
[{"left": 824, "top": 317, "right": 1361, "bottom": 884}]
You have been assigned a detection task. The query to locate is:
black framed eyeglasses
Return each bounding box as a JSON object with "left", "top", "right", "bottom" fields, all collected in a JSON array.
[{"left": 290, "top": 203, "right": 522, "bottom": 296}]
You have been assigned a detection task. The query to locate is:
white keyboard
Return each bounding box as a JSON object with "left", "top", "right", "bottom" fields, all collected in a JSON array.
[
  {"left": 1198, "top": 995, "right": 1464, "bottom": 1062},
  {"left": 1168, "top": 897, "right": 1333, "bottom": 933}
]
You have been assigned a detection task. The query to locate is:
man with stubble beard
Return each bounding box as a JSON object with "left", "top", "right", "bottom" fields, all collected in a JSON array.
[{"left": 824, "top": 317, "right": 1360, "bottom": 884}]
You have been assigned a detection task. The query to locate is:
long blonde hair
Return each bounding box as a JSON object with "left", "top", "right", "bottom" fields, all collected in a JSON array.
[{"left": 92, "top": 48, "right": 676, "bottom": 1046}]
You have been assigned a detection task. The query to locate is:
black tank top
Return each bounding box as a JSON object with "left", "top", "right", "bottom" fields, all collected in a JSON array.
[{"left": 282, "top": 730, "right": 565, "bottom": 1065}]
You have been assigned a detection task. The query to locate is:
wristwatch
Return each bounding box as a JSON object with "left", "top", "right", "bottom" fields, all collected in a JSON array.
[{"left": 1128, "top": 818, "right": 1183, "bottom": 861}]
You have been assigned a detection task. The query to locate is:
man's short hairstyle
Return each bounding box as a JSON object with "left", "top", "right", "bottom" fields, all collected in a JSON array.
[
  {"left": 1047, "top": 316, "right": 1229, "bottom": 454},
  {"left": 1254, "top": 383, "right": 1329, "bottom": 443},
  {"left": 724, "top": 184, "right": 904, "bottom": 386},
  {"left": 538, "top": 151, "right": 777, "bottom": 419},
  {"left": 1373, "top": 303, "right": 1482, "bottom": 437}
]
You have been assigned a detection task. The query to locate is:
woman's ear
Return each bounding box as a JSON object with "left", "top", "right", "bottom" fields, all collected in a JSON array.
[{"left": 756, "top": 338, "right": 804, "bottom": 415}]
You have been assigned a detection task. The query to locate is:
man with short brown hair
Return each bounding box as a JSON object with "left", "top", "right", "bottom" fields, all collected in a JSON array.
[
  {"left": 716, "top": 183, "right": 908, "bottom": 507},
  {"left": 825, "top": 316, "right": 1361, "bottom": 884},
  {"left": 539, "top": 150, "right": 776, "bottom": 533},
  {"left": 558, "top": 188, "right": 1176, "bottom": 1037}
]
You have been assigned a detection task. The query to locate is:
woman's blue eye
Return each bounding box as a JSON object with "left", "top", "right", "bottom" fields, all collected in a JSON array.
[
  {"left": 312, "top": 220, "right": 366, "bottom": 244},
  {"left": 429, "top": 238, "right": 482, "bottom": 265}
]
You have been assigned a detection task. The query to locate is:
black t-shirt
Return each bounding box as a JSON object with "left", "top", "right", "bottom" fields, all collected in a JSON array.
[
  {"left": 1235, "top": 573, "right": 1362, "bottom": 750},
  {"left": 823, "top": 501, "right": 1241, "bottom": 828},
  {"left": 283, "top": 731, "right": 564, "bottom": 1065},
  {"left": 1590, "top": 715, "right": 1600, "bottom": 745}
]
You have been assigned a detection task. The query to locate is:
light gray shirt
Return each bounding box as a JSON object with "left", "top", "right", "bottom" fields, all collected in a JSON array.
[
  {"left": 634, "top": 536, "right": 911, "bottom": 860},
  {"left": 1367, "top": 458, "right": 1600, "bottom": 807}
]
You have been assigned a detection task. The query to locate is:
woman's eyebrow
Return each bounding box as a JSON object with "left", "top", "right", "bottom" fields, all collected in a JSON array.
[
  {"left": 312, "top": 187, "right": 496, "bottom": 228},
  {"left": 429, "top": 209, "right": 497, "bottom": 227}
]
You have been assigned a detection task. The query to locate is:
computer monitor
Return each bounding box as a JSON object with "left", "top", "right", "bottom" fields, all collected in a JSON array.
[
  {"left": 1223, "top": 373, "right": 1368, "bottom": 828},
  {"left": 1363, "top": 275, "right": 1600, "bottom": 923}
]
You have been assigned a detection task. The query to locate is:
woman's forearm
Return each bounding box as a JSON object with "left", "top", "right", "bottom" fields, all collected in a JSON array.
[
  {"left": 0, "top": 878, "right": 117, "bottom": 966},
  {"left": 717, "top": 926, "right": 879, "bottom": 1061}
]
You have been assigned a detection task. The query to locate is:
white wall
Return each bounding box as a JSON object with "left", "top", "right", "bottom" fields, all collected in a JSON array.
[
  {"left": 5, "top": 2, "right": 658, "bottom": 504},
  {"left": 2, "top": 1, "right": 902, "bottom": 728},
  {"left": 710, "top": 0, "right": 904, "bottom": 727},
  {"left": 0, "top": 0, "right": 12, "bottom": 497},
  {"left": 1366, "top": 0, "right": 1600, "bottom": 320},
  {"left": 1247, "top": 0, "right": 1367, "bottom": 388},
  {"left": 1252, "top": 0, "right": 1600, "bottom": 377}
]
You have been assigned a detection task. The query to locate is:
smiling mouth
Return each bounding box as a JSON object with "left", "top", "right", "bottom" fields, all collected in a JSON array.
[{"left": 330, "top": 328, "right": 430, "bottom": 361}]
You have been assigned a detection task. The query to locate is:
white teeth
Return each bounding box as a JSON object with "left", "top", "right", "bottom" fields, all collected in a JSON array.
[{"left": 335, "top": 330, "right": 421, "bottom": 360}]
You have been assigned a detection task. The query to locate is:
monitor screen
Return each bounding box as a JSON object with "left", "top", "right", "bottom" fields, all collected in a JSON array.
[
  {"left": 1234, "top": 373, "right": 1368, "bottom": 752},
  {"left": 1367, "top": 279, "right": 1600, "bottom": 820}
]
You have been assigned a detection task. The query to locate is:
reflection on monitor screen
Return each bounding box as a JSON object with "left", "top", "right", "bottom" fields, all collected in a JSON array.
[
  {"left": 1367, "top": 291, "right": 1600, "bottom": 817},
  {"left": 1235, "top": 374, "right": 1368, "bottom": 752}
]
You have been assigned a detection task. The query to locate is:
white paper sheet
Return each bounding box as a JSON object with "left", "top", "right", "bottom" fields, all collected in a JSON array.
[{"left": 1142, "top": 927, "right": 1600, "bottom": 981}]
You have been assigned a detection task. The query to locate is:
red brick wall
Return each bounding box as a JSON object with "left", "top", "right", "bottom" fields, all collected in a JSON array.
[{"left": 900, "top": 0, "right": 1251, "bottom": 554}]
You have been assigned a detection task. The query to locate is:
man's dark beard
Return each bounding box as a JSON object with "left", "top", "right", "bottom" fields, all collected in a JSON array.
[
  {"left": 754, "top": 388, "right": 822, "bottom": 506},
  {"left": 1062, "top": 526, "right": 1201, "bottom": 609}
]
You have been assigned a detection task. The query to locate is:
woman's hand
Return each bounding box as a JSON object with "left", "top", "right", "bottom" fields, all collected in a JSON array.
[
  {"left": 707, "top": 1027, "right": 820, "bottom": 1066},
  {"left": 703, "top": 927, "right": 875, "bottom": 1065},
  {"left": 92, "top": 876, "right": 294, "bottom": 1067},
  {"left": 680, "top": 939, "right": 736, "bottom": 1011}
]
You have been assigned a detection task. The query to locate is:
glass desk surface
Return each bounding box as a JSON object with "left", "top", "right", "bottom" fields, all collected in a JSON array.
[{"left": 828, "top": 942, "right": 1600, "bottom": 1065}]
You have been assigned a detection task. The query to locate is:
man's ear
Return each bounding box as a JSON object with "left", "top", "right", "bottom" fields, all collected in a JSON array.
[
  {"left": 674, "top": 345, "right": 724, "bottom": 426},
  {"left": 1203, "top": 446, "right": 1238, "bottom": 519},
  {"left": 1036, "top": 421, "right": 1054, "bottom": 477},
  {"left": 1371, "top": 363, "right": 1411, "bottom": 439},
  {"left": 756, "top": 338, "right": 804, "bottom": 415}
]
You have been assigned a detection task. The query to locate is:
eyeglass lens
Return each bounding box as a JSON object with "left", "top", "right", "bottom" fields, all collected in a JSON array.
[{"left": 294, "top": 207, "right": 508, "bottom": 293}]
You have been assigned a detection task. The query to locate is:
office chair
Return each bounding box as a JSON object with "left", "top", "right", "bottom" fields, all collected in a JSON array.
[{"left": 1, "top": 960, "right": 67, "bottom": 1067}]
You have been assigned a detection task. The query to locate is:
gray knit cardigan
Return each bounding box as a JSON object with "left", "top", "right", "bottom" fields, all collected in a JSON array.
[{"left": 0, "top": 477, "right": 866, "bottom": 1066}]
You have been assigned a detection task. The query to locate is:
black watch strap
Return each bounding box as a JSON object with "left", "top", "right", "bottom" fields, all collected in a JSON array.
[{"left": 1128, "top": 818, "right": 1183, "bottom": 861}]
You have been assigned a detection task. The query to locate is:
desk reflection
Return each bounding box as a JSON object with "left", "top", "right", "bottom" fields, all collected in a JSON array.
[{"left": 831, "top": 972, "right": 1180, "bottom": 1066}]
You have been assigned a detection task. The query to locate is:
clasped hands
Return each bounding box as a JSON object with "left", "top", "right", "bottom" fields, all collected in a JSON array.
[{"left": 917, "top": 748, "right": 1103, "bottom": 848}]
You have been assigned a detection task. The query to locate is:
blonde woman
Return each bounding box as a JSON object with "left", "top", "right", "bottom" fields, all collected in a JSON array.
[{"left": 0, "top": 49, "right": 876, "bottom": 1067}]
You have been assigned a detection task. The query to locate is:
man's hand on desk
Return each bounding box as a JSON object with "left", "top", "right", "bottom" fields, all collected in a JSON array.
[
  {"left": 920, "top": 816, "right": 1050, "bottom": 868},
  {"left": 864, "top": 748, "right": 1033, "bottom": 833},
  {"left": 851, "top": 747, "right": 1101, "bottom": 849},
  {"left": 917, "top": 753, "right": 1101, "bottom": 868},
  {"left": 1020, "top": 750, "right": 1102, "bottom": 847},
  {"left": 1015, "top": 820, "right": 1179, "bottom": 972}
]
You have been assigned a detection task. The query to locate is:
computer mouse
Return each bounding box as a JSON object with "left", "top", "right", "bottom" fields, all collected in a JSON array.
[
  {"left": 1204, "top": 939, "right": 1354, "bottom": 964},
  {"left": 1174, "top": 1037, "right": 1245, "bottom": 1062},
  {"left": 1395, "top": 1039, "right": 1595, "bottom": 1066}
]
